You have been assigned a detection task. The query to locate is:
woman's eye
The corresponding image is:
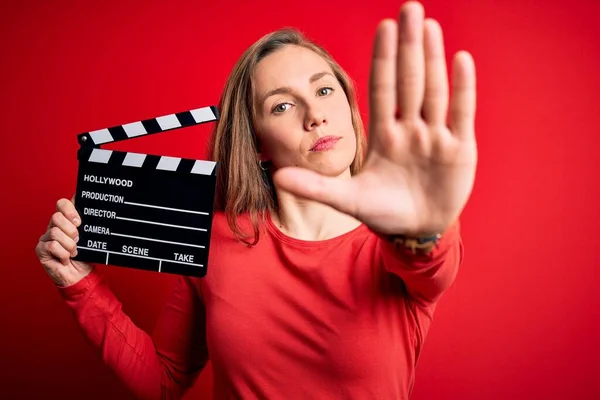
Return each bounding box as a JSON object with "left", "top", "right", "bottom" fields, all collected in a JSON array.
[
  {"left": 273, "top": 103, "right": 291, "bottom": 114},
  {"left": 318, "top": 87, "right": 334, "bottom": 96}
]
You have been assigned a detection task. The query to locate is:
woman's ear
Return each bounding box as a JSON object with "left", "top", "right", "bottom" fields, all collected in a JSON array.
[
  {"left": 257, "top": 151, "right": 270, "bottom": 163},
  {"left": 255, "top": 136, "right": 270, "bottom": 162}
]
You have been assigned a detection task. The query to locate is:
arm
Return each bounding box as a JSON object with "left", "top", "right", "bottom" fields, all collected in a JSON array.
[
  {"left": 57, "top": 267, "right": 208, "bottom": 400},
  {"left": 377, "top": 219, "right": 463, "bottom": 307}
]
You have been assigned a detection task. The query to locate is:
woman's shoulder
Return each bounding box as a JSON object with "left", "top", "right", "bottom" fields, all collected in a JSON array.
[
  {"left": 209, "top": 211, "right": 265, "bottom": 240},
  {"left": 209, "top": 211, "right": 233, "bottom": 237}
]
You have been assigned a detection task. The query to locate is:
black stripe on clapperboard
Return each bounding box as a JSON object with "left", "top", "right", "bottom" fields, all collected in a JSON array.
[
  {"left": 78, "top": 105, "right": 219, "bottom": 147},
  {"left": 78, "top": 147, "right": 218, "bottom": 176}
]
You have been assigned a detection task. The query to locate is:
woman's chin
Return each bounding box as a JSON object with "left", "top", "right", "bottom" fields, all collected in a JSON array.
[{"left": 311, "top": 162, "right": 353, "bottom": 178}]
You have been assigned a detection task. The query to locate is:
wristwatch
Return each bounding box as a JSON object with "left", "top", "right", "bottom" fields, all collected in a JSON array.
[{"left": 385, "top": 232, "right": 442, "bottom": 255}]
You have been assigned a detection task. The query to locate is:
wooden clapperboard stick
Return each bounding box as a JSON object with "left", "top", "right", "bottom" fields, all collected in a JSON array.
[{"left": 73, "top": 105, "right": 220, "bottom": 278}]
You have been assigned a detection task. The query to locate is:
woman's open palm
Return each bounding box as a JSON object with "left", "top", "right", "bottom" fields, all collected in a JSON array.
[{"left": 274, "top": 1, "right": 477, "bottom": 236}]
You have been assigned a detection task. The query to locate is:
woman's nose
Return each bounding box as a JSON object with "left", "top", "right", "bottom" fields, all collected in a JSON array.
[{"left": 304, "top": 105, "right": 327, "bottom": 131}]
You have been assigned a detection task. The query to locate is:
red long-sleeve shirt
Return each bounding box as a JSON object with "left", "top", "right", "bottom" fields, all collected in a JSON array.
[{"left": 58, "top": 212, "right": 463, "bottom": 399}]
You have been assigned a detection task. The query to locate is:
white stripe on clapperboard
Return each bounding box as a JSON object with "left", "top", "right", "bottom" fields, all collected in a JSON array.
[
  {"left": 87, "top": 106, "right": 217, "bottom": 145},
  {"left": 88, "top": 148, "right": 217, "bottom": 175},
  {"left": 123, "top": 201, "right": 209, "bottom": 215},
  {"left": 115, "top": 216, "right": 207, "bottom": 231}
]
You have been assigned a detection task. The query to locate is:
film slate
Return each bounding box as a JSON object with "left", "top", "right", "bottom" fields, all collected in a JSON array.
[{"left": 72, "top": 105, "right": 219, "bottom": 278}]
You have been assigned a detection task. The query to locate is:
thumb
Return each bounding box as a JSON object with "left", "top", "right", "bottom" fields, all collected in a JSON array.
[{"left": 272, "top": 167, "right": 358, "bottom": 216}]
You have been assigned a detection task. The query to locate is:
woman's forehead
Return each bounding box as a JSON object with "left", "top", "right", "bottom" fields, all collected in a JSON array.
[{"left": 254, "top": 45, "right": 334, "bottom": 90}]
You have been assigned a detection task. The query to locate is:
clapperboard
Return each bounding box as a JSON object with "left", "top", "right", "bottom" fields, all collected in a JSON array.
[{"left": 72, "top": 105, "right": 219, "bottom": 278}]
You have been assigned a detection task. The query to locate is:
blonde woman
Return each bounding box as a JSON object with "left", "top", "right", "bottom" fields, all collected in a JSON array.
[{"left": 35, "top": 1, "right": 477, "bottom": 398}]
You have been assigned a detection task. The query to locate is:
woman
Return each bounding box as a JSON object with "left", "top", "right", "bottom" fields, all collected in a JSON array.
[{"left": 35, "top": 1, "right": 477, "bottom": 399}]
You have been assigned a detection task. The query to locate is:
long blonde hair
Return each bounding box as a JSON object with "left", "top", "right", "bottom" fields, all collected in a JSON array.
[{"left": 208, "top": 28, "right": 367, "bottom": 246}]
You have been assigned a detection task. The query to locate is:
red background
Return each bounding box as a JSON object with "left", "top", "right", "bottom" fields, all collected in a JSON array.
[{"left": 2, "top": 0, "right": 599, "bottom": 398}]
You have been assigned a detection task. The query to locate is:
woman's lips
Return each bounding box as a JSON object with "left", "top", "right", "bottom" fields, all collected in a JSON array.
[{"left": 310, "top": 136, "right": 342, "bottom": 152}]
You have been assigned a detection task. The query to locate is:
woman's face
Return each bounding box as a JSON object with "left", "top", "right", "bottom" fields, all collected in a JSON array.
[{"left": 252, "top": 44, "right": 357, "bottom": 177}]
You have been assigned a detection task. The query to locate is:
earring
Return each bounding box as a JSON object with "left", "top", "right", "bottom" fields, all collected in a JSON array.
[{"left": 259, "top": 160, "right": 268, "bottom": 171}]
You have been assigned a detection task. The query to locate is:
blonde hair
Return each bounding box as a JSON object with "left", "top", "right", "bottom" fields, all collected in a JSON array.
[{"left": 208, "top": 28, "right": 367, "bottom": 246}]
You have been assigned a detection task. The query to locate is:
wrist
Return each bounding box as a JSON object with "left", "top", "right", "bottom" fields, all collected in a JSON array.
[
  {"left": 383, "top": 232, "right": 442, "bottom": 255},
  {"left": 52, "top": 267, "right": 93, "bottom": 288}
]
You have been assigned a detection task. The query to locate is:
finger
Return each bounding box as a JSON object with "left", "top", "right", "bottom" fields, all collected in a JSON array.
[
  {"left": 41, "top": 240, "right": 73, "bottom": 266},
  {"left": 397, "top": 1, "right": 425, "bottom": 120},
  {"left": 422, "top": 18, "right": 449, "bottom": 126},
  {"left": 56, "top": 198, "right": 81, "bottom": 227},
  {"left": 272, "top": 167, "right": 358, "bottom": 217},
  {"left": 449, "top": 51, "right": 477, "bottom": 137},
  {"left": 47, "top": 211, "right": 80, "bottom": 243},
  {"left": 369, "top": 18, "right": 398, "bottom": 127},
  {"left": 40, "top": 226, "right": 78, "bottom": 257}
]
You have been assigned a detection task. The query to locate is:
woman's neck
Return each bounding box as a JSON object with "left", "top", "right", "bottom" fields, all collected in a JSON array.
[{"left": 270, "top": 169, "right": 362, "bottom": 241}]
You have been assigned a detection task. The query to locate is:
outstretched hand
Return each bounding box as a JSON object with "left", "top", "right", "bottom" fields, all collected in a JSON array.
[{"left": 273, "top": 1, "right": 477, "bottom": 236}]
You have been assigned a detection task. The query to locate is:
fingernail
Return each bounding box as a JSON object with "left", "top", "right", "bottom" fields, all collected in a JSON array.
[
  {"left": 72, "top": 249, "right": 78, "bottom": 258},
  {"left": 73, "top": 218, "right": 80, "bottom": 226},
  {"left": 74, "top": 236, "right": 79, "bottom": 243}
]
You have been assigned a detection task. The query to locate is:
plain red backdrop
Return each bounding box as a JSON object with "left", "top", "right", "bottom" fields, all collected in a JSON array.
[{"left": 1, "top": 0, "right": 599, "bottom": 398}]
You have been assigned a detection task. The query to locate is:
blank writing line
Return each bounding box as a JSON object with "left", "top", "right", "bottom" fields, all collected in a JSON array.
[
  {"left": 77, "top": 246, "right": 204, "bottom": 267},
  {"left": 111, "top": 232, "right": 205, "bottom": 249},
  {"left": 124, "top": 201, "right": 209, "bottom": 215},
  {"left": 115, "top": 216, "right": 207, "bottom": 231}
]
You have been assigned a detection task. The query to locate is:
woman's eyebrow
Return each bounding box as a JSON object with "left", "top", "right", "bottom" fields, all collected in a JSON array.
[{"left": 261, "top": 71, "right": 335, "bottom": 106}]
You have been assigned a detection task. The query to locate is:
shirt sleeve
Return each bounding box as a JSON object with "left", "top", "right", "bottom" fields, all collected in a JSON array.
[
  {"left": 57, "top": 267, "right": 209, "bottom": 400},
  {"left": 377, "top": 219, "right": 464, "bottom": 307}
]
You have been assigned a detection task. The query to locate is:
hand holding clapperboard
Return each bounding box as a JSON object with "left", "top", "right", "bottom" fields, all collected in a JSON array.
[{"left": 72, "top": 105, "right": 220, "bottom": 278}]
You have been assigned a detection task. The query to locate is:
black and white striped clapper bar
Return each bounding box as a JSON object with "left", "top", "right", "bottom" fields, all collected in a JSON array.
[{"left": 72, "top": 105, "right": 219, "bottom": 278}]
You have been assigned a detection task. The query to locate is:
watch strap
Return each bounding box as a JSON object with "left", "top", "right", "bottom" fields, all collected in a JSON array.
[{"left": 384, "top": 232, "right": 442, "bottom": 255}]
